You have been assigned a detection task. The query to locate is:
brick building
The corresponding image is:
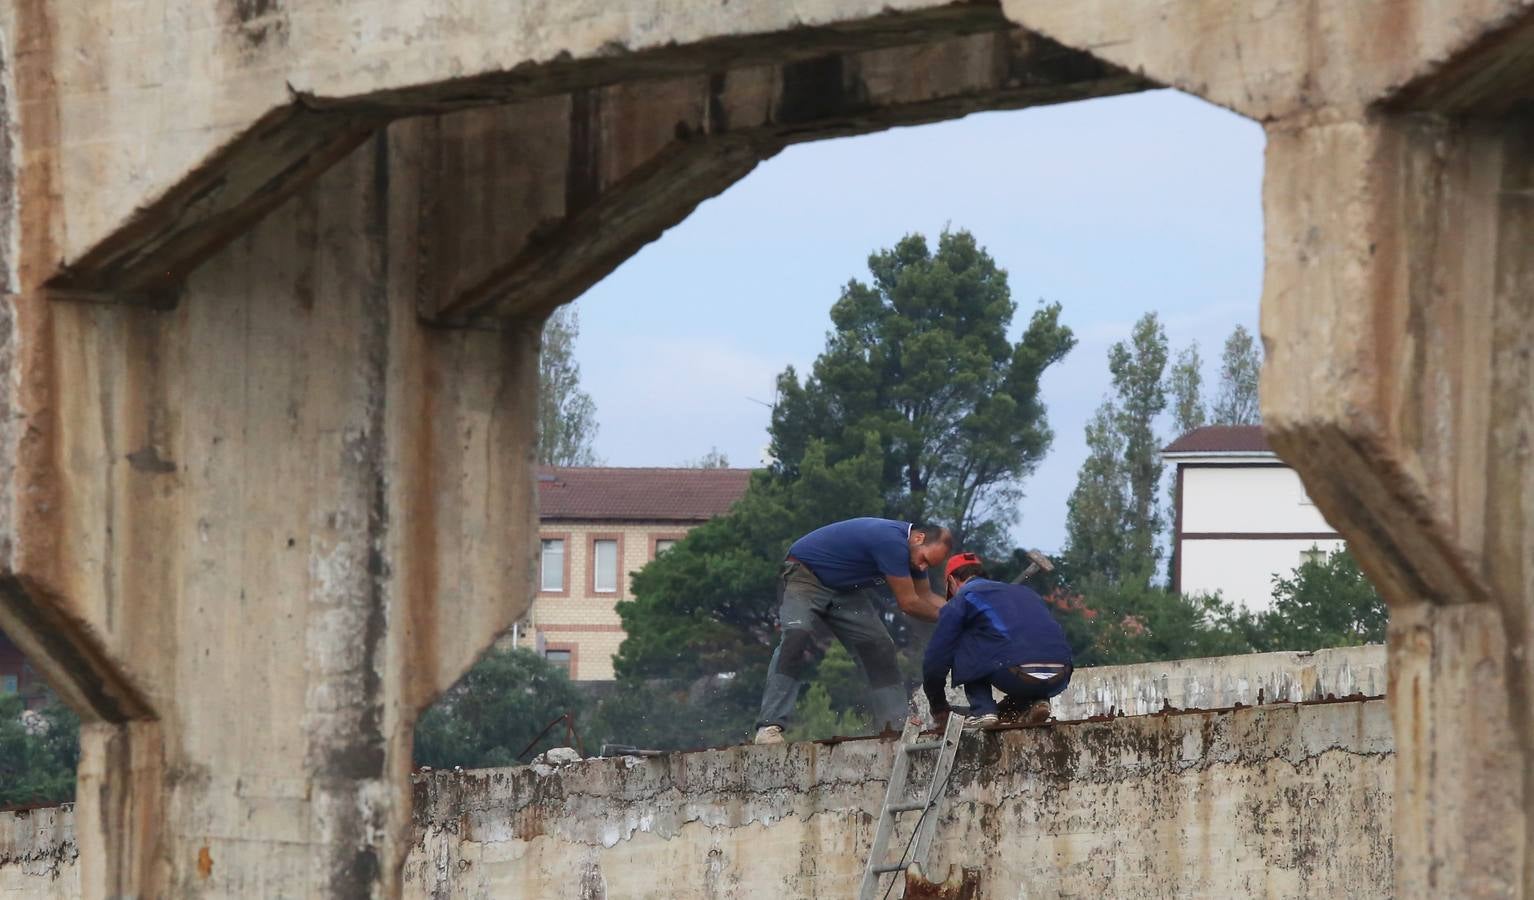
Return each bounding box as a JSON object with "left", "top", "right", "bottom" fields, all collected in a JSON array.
[{"left": 513, "top": 467, "right": 752, "bottom": 680}]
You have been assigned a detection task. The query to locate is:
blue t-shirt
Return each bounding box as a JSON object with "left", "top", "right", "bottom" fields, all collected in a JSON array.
[{"left": 788, "top": 518, "right": 913, "bottom": 590}]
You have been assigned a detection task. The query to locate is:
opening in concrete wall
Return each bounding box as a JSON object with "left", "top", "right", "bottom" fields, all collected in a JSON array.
[
  {"left": 410, "top": 87, "right": 1388, "bottom": 771},
  {"left": 0, "top": 626, "right": 80, "bottom": 810}
]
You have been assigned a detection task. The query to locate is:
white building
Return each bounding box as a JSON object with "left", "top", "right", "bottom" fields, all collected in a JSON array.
[{"left": 1164, "top": 425, "right": 1344, "bottom": 612}]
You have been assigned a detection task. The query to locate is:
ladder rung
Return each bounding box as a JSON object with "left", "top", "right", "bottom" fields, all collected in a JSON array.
[
  {"left": 904, "top": 740, "right": 944, "bottom": 753},
  {"left": 887, "top": 801, "right": 928, "bottom": 814},
  {"left": 874, "top": 863, "right": 910, "bottom": 874}
]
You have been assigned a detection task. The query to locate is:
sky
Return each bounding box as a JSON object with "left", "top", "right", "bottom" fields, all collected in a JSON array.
[{"left": 571, "top": 89, "right": 1265, "bottom": 554}]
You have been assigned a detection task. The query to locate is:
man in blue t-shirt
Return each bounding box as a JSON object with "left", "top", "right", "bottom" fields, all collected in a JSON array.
[
  {"left": 923, "top": 552, "right": 1073, "bottom": 729},
  {"left": 753, "top": 518, "right": 952, "bottom": 744}
]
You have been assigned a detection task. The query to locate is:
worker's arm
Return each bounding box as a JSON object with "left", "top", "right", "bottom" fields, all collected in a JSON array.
[
  {"left": 886, "top": 574, "right": 945, "bottom": 623},
  {"left": 922, "top": 597, "right": 967, "bottom": 715}
]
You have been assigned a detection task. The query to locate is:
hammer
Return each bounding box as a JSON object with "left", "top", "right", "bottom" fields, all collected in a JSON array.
[{"left": 1013, "top": 549, "right": 1055, "bottom": 584}]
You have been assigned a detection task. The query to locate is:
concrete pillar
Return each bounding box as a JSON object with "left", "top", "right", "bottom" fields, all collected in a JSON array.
[
  {"left": 1000, "top": 2, "right": 1534, "bottom": 895},
  {"left": 0, "top": 121, "right": 540, "bottom": 895},
  {"left": 1262, "top": 108, "right": 1534, "bottom": 898}
]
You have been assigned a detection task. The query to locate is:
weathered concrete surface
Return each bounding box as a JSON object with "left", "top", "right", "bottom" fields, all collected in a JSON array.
[
  {"left": 2, "top": 0, "right": 1132, "bottom": 299},
  {"left": 0, "top": 699, "right": 1394, "bottom": 898},
  {"left": 916, "top": 645, "right": 1387, "bottom": 721},
  {"left": 1052, "top": 645, "right": 1386, "bottom": 719},
  {"left": 998, "top": 3, "right": 1534, "bottom": 896},
  {"left": 397, "top": 699, "right": 1392, "bottom": 898},
  {"left": 0, "top": 125, "right": 541, "bottom": 896},
  {"left": 0, "top": 806, "right": 75, "bottom": 898},
  {"left": 2, "top": 0, "right": 1532, "bottom": 896}
]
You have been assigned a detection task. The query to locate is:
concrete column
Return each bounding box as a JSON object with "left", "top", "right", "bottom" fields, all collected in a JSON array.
[
  {"left": 1262, "top": 111, "right": 1534, "bottom": 897},
  {"left": 0, "top": 122, "right": 540, "bottom": 895}
]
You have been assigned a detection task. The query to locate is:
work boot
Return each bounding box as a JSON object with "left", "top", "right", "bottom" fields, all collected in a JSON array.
[
  {"left": 963, "top": 713, "right": 999, "bottom": 730},
  {"left": 753, "top": 724, "right": 785, "bottom": 745}
]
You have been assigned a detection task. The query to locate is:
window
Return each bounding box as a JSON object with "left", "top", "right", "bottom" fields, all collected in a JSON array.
[
  {"left": 540, "top": 539, "right": 565, "bottom": 592},
  {"left": 1, "top": 674, "right": 16, "bottom": 695},
  {"left": 594, "top": 539, "right": 619, "bottom": 593},
  {"left": 1301, "top": 547, "right": 1326, "bottom": 567},
  {"left": 655, "top": 539, "right": 677, "bottom": 556},
  {"left": 544, "top": 649, "right": 572, "bottom": 676}
]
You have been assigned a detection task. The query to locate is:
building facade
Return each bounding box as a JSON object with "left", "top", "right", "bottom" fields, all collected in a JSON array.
[
  {"left": 513, "top": 467, "right": 752, "bottom": 680},
  {"left": 1165, "top": 426, "right": 1344, "bottom": 613}
]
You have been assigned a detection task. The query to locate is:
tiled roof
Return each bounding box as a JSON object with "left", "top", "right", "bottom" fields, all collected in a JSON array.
[
  {"left": 537, "top": 466, "right": 753, "bottom": 522},
  {"left": 1162, "top": 425, "right": 1272, "bottom": 454}
]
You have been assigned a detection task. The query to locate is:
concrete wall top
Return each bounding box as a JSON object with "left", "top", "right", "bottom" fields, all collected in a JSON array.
[{"left": 1053, "top": 644, "right": 1387, "bottom": 719}]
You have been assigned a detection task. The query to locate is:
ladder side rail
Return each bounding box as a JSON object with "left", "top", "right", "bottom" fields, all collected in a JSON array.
[
  {"left": 908, "top": 712, "right": 965, "bottom": 871},
  {"left": 857, "top": 719, "right": 922, "bottom": 900}
]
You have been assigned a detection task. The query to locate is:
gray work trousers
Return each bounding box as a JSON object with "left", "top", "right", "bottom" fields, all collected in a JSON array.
[{"left": 756, "top": 561, "right": 908, "bottom": 732}]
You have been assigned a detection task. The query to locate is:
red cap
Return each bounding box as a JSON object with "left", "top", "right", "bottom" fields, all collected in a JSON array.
[{"left": 945, "top": 552, "right": 982, "bottom": 581}]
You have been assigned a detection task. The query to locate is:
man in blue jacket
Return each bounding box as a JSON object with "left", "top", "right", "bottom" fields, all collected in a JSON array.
[
  {"left": 923, "top": 552, "right": 1073, "bottom": 729},
  {"left": 754, "top": 518, "right": 952, "bottom": 744}
]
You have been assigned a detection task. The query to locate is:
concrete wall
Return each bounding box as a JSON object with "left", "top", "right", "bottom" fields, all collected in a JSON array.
[
  {"left": 1053, "top": 644, "right": 1386, "bottom": 719},
  {"left": 0, "top": 699, "right": 1398, "bottom": 899},
  {"left": 399, "top": 699, "right": 1392, "bottom": 898}
]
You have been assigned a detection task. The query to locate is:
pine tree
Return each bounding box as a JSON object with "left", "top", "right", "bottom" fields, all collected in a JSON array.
[{"left": 768, "top": 229, "right": 1075, "bottom": 555}]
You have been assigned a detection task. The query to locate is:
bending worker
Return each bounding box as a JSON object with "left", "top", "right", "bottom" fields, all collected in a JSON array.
[
  {"left": 754, "top": 518, "right": 952, "bottom": 745},
  {"left": 923, "top": 552, "right": 1073, "bottom": 729}
]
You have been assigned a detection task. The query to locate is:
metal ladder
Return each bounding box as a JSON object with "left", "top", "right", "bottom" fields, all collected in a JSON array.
[{"left": 858, "top": 712, "right": 965, "bottom": 900}]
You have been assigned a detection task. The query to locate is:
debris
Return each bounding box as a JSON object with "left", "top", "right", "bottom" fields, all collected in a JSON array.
[
  {"left": 904, "top": 864, "right": 981, "bottom": 899},
  {"left": 531, "top": 746, "right": 583, "bottom": 776}
]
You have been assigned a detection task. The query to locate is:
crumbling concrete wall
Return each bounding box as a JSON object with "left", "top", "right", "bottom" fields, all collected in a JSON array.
[
  {"left": 0, "top": 806, "right": 75, "bottom": 897},
  {"left": 1053, "top": 644, "right": 1386, "bottom": 718},
  {"left": 401, "top": 699, "right": 1391, "bottom": 898},
  {"left": 0, "top": 698, "right": 1402, "bottom": 898}
]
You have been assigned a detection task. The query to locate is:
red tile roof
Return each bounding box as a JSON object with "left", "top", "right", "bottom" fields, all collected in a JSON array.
[
  {"left": 537, "top": 467, "right": 754, "bottom": 522},
  {"left": 1162, "top": 425, "right": 1272, "bottom": 454}
]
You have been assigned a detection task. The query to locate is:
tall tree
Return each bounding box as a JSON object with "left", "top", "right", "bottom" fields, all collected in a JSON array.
[
  {"left": 1168, "top": 343, "right": 1207, "bottom": 436},
  {"left": 1109, "top": 313, "right": 1170, "bottom": 577},
  {"left": 1062, "top": 403, "right": 1130, "bottom": 580},
  {"left": 769, "top": 229, "right": 1076, "bottom": 553},
  {"left": 537, "top": 305, "right": 601, "bottom": 466},
  {"left": 1211, "top": 324, "right": 1261, "bottom": 426}
]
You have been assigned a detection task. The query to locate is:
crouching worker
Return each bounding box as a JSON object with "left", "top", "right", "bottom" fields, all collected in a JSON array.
[{"left": 923, "top": 552, "right": 1073, "bottom": 729}]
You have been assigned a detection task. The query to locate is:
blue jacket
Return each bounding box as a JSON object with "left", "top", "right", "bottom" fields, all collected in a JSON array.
[{"left": 923, "top": 579, "right": 1072, "bottom": 689}]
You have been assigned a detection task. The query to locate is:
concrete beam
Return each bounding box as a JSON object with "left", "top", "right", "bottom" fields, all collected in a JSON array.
[
  {"left": 420, "top": 29, "right": 1144, "bottom": 325},
  {"left": 10, "top": 0, "right": 1015, "bottom": 298}
]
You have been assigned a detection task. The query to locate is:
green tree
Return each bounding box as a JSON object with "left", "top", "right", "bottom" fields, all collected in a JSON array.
[
  {"left": 1242, "top": 547, "right": 1387, "bottom": 651},
  {"left": 1168, "top": 343, "right": 1207, "bottom": 435},
  {"left": 1109, "top": 313, "right": 1170, "bottom": 576},
  {"left": 769, "top": 229, "right": 1075, "bottom": 555},
  {"left": 1062, "top": 404, "right": 1129, "bottom": 580},
  {"left": 1064, "top": 313, "right": 1168, "bottom": 581},
  {"left": 1211, "top": 324, "right": 1261, "bottom": 426},
  {"left": 413, "top": 648, "right": 587, "bottom": 768},
  {"left": 0, "top": 694, "right": 79, "bottom": 807},
  {"left": 537, "top": 305, "right": 601, "bottom": 466}
]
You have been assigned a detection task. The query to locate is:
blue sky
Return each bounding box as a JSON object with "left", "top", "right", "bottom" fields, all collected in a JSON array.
[{"left": 572, "top": 89, "right": 1265, "bottom": 553}]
